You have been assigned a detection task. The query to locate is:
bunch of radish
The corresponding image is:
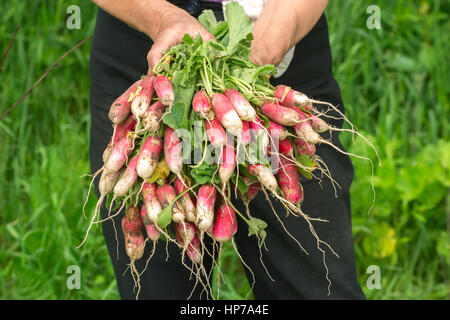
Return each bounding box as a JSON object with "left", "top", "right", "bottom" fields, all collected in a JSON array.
[{"left": 81, "top": 2, "right": 378, "bottom": 299}]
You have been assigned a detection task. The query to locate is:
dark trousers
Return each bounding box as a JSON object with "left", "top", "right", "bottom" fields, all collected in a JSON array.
[{"left": 88, "top": 5, "right": 365, "bottom": 300}]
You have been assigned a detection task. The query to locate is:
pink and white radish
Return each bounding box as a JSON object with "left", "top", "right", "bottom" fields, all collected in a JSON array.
[
  {"left": 104, "top": 135, "right": 133, "bottom": 174},
  {"left": 108, "top": 79, "right": 142, "bottom": 124},
  {"left": 240, "top": 120, "right": 251, "bottom": 145},
  {"left": 142, "top": 182, "right": 162, "bottom": 224},
  {"left": 175, "top": 230, "right": 202, "bottom": 264},
  {"left": 175, "top": 221, "right": 197, "bottom": 243},
  {"left": 212, "top": 202, "right": 238, "bottom": 243},
  {"left": 122, "top": 205, "right": 145, "bottom": 261},
  {"left": 174, "top": 177, "right": 196, "bottom": 223},
  {"left": 204, "top": 117, "right": 227, "bottom": 148},
  {"left": 103, "top": 114, "right": 137, "bottom": 163},
  {"left": 219, "top": 141, "right": 236, "bottom": 186},
  {"left": 164, "top": 126, "right": 184, "bottom": 177},
  {"left": 249, "top": 117, "right": 269, "bottom": 159},
  {"left": 268, "top": 120, "right": 289, "bottom": 140},
  {"left": 154, "top": 75, "right": 174, "bottom": 106},
  {"left": 289, "top": 106, "right": 321, "bottom": 144},
  {"left": 131, "top": 75, "right": 155, "bottom": 119},
  {"left": 274, "top": 85, "right": 311, "bottom": 108},
  {"left": 192, "top": 90, "right": 214, "bottom": 120},
  {"left": 136, "top": 135, "right": 163, "bottom": 179},
  {"left": 196, "top": 184, "right": 217, "bottom": 232},
  {"left": 224, "top": 89, "right": 256, "bottom": 121},
  {"left": 247, "top": 164, "right": 278, "bottom": 193},
  {"left": 276, "top": 157, "right": 304, "bottom": 206},
  {"left": 211, "top": 93, "right": 243, "bottom": 137},
  {"left": 113, "top": 155, "right": 139, "bottom": 197},
  {"left": 157, "top": 183, "right": 185, "bottom": 223},
  {"left": 140, "top": 205, "right": 161, "bottom": 242},
  {"left": 294, "top": 138, "right": 316, "bottom": 156},
  {"left": 278, "top": 138, "right": 294, "bottom": 157},
  {"left": 260, "top": 100, "right": 302, "bottom": 126}
]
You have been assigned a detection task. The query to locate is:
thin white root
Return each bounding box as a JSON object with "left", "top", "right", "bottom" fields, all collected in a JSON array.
[
  {"left": 82, "top": 166, "right": 104, "bottom": 220},
  {"left": 231, "top": 237, "right": 255, "bottom": 300}
]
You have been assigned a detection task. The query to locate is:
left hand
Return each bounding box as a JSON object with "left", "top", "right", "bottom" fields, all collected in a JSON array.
[
  {"left": 249, "top": 0, "right": 329, "bottom": 67},
  {"left": 249, "top": 5, "right": 296, "bottom": 67}
]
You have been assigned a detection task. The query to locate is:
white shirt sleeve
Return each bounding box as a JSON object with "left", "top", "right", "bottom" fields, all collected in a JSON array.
[{"left": 222, "top": 0, "right": 294, "bottom": 78}]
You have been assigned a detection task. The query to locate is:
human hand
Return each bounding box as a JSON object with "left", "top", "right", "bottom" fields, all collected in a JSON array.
[
  {"left": 146, "top": 6, "right": 215, "bottom": 73},
  {"left": 249, "top": 0, "right": 328, "bottom": 67}
]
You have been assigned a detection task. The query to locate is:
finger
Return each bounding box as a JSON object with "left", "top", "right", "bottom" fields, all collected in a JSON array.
[
  {"left": 201, "top": 31, "right": 216, "bottom": 42},
  {"left": 147, "top": 44, "right": 164, "bottom": 74}
]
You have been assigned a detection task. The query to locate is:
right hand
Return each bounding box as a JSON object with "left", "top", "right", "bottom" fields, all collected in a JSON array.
[{"left": 146, "top": 6, "right": 215, "bottom": 73}]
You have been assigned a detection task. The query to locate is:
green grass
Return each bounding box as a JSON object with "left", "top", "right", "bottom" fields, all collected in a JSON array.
[{"left": 0, "top": 0, "right": 448, "bottom": 300}]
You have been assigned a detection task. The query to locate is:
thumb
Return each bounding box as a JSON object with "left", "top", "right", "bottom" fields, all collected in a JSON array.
[{"left": 147, "top": 42, "right": 164, "bottom": 74}]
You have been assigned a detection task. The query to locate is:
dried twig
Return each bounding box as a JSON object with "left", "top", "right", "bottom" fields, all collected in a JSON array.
[
  {"left": 0, "top": 36, "right": 92, "bottom": 120},
  {"left": 0, "top": 25, "right": 19, "bottom": 72}
]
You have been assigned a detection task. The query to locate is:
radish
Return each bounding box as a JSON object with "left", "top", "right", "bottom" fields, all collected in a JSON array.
[
  {"left": 192, "top": 90, "right": 213, "bottom": 120},
  {"left": 136, "top": 135, "right": 163, "bottom": 179},
  {"left": 260, "top": 101, "right": 302, "bottom": 126},
  {"left": 142, "top": 182, "right": 162, "bottom": 224},
  {"left": 113, "top": 155, "right": 139, "bottom": 197},
  {"left": 175, "top": 221, "right": 197, "bottom": 243},
  {"left": 108, "top": 79, "right": 142, "bottom": 124},
  {"left": 274, "top": 85, "right": 311, "bottom": 108},
  {"left": 196, "top": 184, "right": 217, "bottom": 232},
  {"left": 174, "top": 177, "right": 196, "bottom": 223},
  {"left": 140, "top": 205, "right": 161, "bottom": 241},
  {"left": 224, "top": 89, "right": 256, "bottom": 121},
  {"left": 164, "top": 126, "right": 184, "bottom": 176},
  {"left": 240, "top": 120, "right": 251, "bottom": 145},
  {"left": 99, "top": 169, "right": 122, "bottom": 196},
  {"left": 212, "top": 202, "right": 238, "bottom": 243},
  {"left": 122, "top": 205, "right": 145, "bottom": 261},
  {"left": 249, "top": 117, "right": 269, "bottom": 159},
  {"left": 154, "top": 75, "right": 174, "bottom": 106},
  {"left": 175, "top": 231, "right": 202, "bottom": 264},
  {"left": 219, "top": 141, "right": 236, "bottom": 186},
  {"left": 276, "top": 157, "right": 304, "bottom": 206},
  {"left": 248, "top": 164, "right": 278, "bottom": 193},
  {"left": 204, "top": 117, "right": 227, "bottom": 148},
  {"left": 157, "top": 183, "right": 185, "bottom": 223},
  {"left": 211, "top": 93, "right": 243, "bottom": 137},
  {"left": 131, "top": 75, "right": 155, "bottom": 119},
  {"left": 278, "top": 138, "right": 294, "bottom": 157},
  {"left": 268, "top": 121, "right": 289, "bottom": 140},
  {"left": 104, "top": 135, "right": 133, "bottom": 173},
  {"left": 141, "top": 101, "right": 168, "bottom": 133},
  {"left": 289, "top": 106, "right": 321, "bottom": 144},
  {"left": 310, "top": 115, "right": 329, "bottom": 133},
  {"left": 103, "top": 114, "right": 137, "bottom": 162},
  {"left": 294, "top": 138, "right": 316, "bottom": 156},
  {"left": 122, "top": 205, "right": 146, "bottom": 296},
  {"left": 245, "top": 181, "right": 260, "bottom": 202}
]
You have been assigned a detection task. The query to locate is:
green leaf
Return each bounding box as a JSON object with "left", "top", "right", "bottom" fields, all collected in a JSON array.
[
  {"left": 297, "top": 154, "right": 316, "bottom": 168},
  {"left": 247, "top": 217, "right": 267, "bottom": 245},
  {"left": 182, "top": 33, "right": 194, "bottom": 45},
  {"left": 213, "top": 21, "right": 229, "bottom": 39},
  {"left": 295, "top": 154, "right": 316, "bottom": 179},
  {"left": 162, "top": 71, "right": 196, "bottom": 130},
  {"left": 190, "top": 161, "right": 221, "bottom": 185},
  {"left": 225, "top": 2, "right": 252, "bottom": 55},
  {"left": 157, "top": 206, "right": 172, "bottom": 229},
  {"left": 198, "top": 9, "right": 217, "bottom": 34},
  {"left": 297, "top": 167, "right": 313, "bottom": 179}
]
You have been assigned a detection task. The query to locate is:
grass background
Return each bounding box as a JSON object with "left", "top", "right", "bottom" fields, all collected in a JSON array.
[{"left": 0, "top": 0, "right": 448, "bottom": 299}]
